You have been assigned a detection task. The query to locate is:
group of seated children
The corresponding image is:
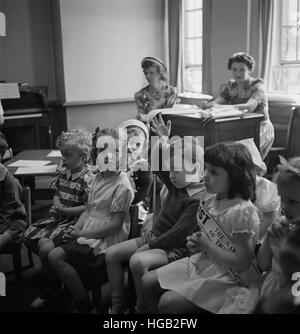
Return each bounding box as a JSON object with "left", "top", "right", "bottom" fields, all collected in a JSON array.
[{"left": 1, "top": 113, "right": 300, "bottom": 314}]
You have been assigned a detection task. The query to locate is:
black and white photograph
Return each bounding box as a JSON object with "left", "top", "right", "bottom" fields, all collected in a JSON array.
[{"left": 1, "top": 0, "right": 300, "bottom": 324}]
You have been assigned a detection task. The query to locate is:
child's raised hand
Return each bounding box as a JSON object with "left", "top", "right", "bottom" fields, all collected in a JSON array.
[{"left": 150, "top": 114, "right": 171, "bottom": 137}]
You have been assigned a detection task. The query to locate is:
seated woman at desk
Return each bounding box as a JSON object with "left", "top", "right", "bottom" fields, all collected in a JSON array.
[
  {"left": 134, "top": 57, "right": 177, "bottom": 122},
  {"left": 205, "top": 52, "right": 274, "bottom": 160}
]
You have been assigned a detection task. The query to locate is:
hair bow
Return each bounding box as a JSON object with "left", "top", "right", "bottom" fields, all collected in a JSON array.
[{"left": 278, "top": 156, "right": 300, "bottom": 176}]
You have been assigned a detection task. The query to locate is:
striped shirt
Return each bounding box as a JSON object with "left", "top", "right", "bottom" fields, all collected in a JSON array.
[{"left": 53, "top": 167, "right": 93, "bottom": 208}]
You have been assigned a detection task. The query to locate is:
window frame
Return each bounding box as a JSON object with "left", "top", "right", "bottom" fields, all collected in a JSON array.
[
  {"left": 183, "top": 0, "right": 203, "bottom": 93},
  {"left": 280, "top": 0, "right": 300, "bottom": 65}
]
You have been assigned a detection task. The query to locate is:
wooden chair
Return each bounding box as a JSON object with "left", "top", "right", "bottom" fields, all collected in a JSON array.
[
  {"left": 0, "top": 186, "right": 34, "bottom": 283},
  {"left": 265, "top": 104, "right": 297, "bottom": 174},
  {"left": 1, "top": 148, "right": 13, "bottom": 163},
  {"left": 286, "top": 106, "right": 300, "bottom": 158}
]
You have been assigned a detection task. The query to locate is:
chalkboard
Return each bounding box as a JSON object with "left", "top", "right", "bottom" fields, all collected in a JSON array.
[{"left": 60, "top": 0, "right": 165, "bottom": 103}]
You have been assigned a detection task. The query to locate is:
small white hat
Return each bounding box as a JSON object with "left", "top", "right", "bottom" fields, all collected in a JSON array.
[
  {"left": 119, "top": 119, "right": 149, "bottom": 142},
  {"left": 239, "top": 138, "right": 267, "bottom": 175}
]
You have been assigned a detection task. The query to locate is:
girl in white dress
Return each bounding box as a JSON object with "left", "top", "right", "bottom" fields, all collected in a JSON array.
[{"left": 142, "top": 141, "right": 261, "bottom": 313}]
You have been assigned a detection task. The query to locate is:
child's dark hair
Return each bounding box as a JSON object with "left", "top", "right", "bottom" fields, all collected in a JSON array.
[
  {"left": 275, "top": 157, "right": 300, "bottom": 185},
  {"left": 0, "top": 131, "right": 8, "bottom": 160},
  {"left": 279, "top": 221, "right": 300, "bottom": 286},
  {"left": 204, "top": 141, "right": 256, "bottom": 201},
  {"left": 253, "top": 289, "right": 300, "bottom": 314}
]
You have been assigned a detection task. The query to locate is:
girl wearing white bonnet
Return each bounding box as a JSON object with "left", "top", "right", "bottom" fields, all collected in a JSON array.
[{"left": 119, "top": 119, "right": 153, "bottom": 224}]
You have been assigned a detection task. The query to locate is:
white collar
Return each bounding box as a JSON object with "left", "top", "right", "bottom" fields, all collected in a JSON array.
[
  {"left": 186, "top": 181, "right": 205, "bottom": 198},
  {"left": 65, "top": 167, "right": 87, "bottom": 181},
  {"left": 0, "top": 163, "right": 8, "bottom": 181}
]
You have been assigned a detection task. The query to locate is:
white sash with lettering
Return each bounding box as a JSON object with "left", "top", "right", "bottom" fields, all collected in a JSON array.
[{"left": 197, "top": 205, "right": 261, "bottom": 288}]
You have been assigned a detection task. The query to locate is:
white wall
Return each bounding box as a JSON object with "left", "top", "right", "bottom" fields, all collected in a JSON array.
[
  {"left": 59, "top": 0, "right": 165, "bottom": 103},
  {"left": 66, "top": 101, "right": 137, "bottom": 132}
]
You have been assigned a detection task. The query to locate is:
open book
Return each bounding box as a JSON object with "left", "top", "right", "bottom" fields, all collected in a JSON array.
[
  {"left": 209, "top": 105, "right": 244, "bottom": 119},
  {"left": 139, "top": 105, "right": 201, "bottom": 122},
  {"left": 139, "top": 105, "right": 243, "bottom": 122}
]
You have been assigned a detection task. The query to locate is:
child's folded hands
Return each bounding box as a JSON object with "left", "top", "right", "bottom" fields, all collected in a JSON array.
[
  {"left": 50, "top": 205, "right": 66, "bottom": 218},
  {"left": 62, "top": 226, "right": 82, "bottom": 243},
  {"left": 187, "top": 231, "right": 211, "bottom": 254}
]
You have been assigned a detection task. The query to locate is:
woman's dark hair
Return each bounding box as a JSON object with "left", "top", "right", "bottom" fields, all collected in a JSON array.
[
  {"left": 228, "top": 52, "right": 255, "bottom": 71},
  {"left": 0, "top": 131, "right": 8, "bottom": 160},
  {"left": 204, "top": 141, "right": 256, "bottom": 201}
]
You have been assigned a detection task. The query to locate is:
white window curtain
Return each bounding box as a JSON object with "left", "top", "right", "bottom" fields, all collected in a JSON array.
[{"left": 249, "top": 0, "right": 276, "bottom": 89}]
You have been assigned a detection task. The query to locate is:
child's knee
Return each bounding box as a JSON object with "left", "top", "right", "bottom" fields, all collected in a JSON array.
[
  {"left": 105, "top": 245, "right": 121, "bottom": 264},
  {"left": 129, "top": 253, "right": 146, "bottom": 274},
  {"left": 48, "top": 247, "right": 65, "bottom": 268},
  {"left": 37, "top": 238, "right": 48, "bottom": 249},
  {"left": 158, "top": 291, "right": 175, "bottom": 313},
  {"left": 38, "top": 240, "right": 54, "bottom": 258},
  {"left": 141, "top": 270, "right": 156, "bottom": 292}
]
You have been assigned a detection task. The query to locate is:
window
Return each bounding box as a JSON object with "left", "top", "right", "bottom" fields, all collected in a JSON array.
[
  {"left": 183, "top": 0, "right": 203, "bottom": 93},
  {"left": 271, "top": 0, "right": 300, "bottom": 93}
]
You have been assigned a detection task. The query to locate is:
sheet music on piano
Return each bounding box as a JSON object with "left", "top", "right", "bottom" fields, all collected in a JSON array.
[{"left": 0, "top": 83, "right": 20, "bottom": 99}]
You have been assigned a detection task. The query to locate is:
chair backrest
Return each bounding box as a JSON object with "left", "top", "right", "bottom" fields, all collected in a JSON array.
[
  {"left": 268, "top": 102, "right": 295, "bottom": 147},
  {"left": 21, "top": 186, "right": 32, "bottom": 226},
  {"left": 1, "top": 148, "right": 13, "bottom": 163},
  {"left": 287, "top": 107, "right": 300, "bottom": 158},
  {"left": 128, "top": 205, "right": 140, "bottom": 239}
]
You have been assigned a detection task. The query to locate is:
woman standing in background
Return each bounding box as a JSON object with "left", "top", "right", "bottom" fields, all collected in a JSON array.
[{"left": 134, "top": 57, "right": 177, "bottom": 122}]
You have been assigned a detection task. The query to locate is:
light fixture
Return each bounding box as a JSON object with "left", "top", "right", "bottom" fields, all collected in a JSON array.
[{"left": 0, "top": 12, "right": 6, "bottom": 36}]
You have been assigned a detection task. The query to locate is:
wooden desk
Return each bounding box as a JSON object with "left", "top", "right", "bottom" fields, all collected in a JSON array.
[
  {"left": 163, "top": 112, "right": 264, "bottom": 148},
  {"left": 5, "top": 149, "right": 61, "bottom": 200}
]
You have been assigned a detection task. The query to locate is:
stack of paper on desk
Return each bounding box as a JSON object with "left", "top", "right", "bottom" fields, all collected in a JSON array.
[
  {"left": 15, "top": 164, "right": 58, "bottom": 175},
  {"left": 8, "top": 160, "right": 51, "bottom": 167},
  {"left": 209, "top": 106, "right": 244, "bottom": 119},
  {"left": 47, "top": 150, "right": 62, "bottom": 158},
  {"left": 139, "top": 106, "right": 200, "bottom": 122}
]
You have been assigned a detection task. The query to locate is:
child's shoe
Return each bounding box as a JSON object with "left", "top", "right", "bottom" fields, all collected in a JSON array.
[
  {"left": 108, "top": 306, "right": 130, "bottom": 314},
  {"left": 75, "top": 296, "right": 94, "bottom": 313},
  {"left": 30, "top": 286, "right": 61, "bottom": 310},
  {"left": 134, "top": 303, "right": 149, "bottom": 314}
]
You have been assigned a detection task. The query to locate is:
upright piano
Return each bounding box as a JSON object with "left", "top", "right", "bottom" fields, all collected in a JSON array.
[{"left": 1, "top": 85, "right": 53, "bottom": 153}]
